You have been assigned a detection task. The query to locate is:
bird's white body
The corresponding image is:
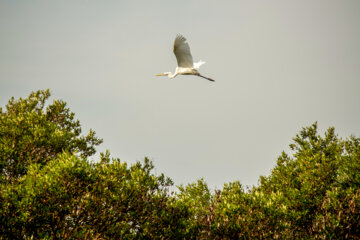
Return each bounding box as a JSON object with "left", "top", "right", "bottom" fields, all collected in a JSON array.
[{"left": 156, "top": 34, "right": 215, "bottom": 82}]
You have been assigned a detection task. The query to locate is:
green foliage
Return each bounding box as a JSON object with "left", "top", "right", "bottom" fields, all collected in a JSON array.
[
  {"left": 1, "top": 91, "right": 359, "bottom": 239},
  {"left": 172, "top": 123, "right": 360, "bottom": 239},
  {"left": 1, "top": 152, "right": 189, "bottom": 239},
  {"left": 204, "top": 123, "right": 360, "bottom": 239},
  {"left": 0, "top": 89, "right": 102, "bottom": 182},
  {"left": 176, "top": 179, "right": 212, "bottom": 238}
]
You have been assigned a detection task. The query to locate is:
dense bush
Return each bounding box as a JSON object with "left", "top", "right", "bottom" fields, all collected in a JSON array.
[
  {"left": 198, "top": 124, "right": 360, "bottom": 239},
  {"left": 0, "top": 90, "right": 189, "bottom": 239},
  {"left": 0, "top": 90, "right": 359, "bottom": 239},
  {"left": 1, "top": 153, "right": 188, "bottom": 239},
  {"left": 0, "top": 89, "right": 102, "bottom": 182}
]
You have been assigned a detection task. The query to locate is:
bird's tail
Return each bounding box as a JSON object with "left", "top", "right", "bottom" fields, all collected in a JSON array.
[{"left": 194, "top": 60, "right": 206, "bottom": 69}]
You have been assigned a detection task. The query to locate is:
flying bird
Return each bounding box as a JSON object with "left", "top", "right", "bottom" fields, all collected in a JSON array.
[{"left": 156, "top": 34, "right": 215, "bottom": 82}]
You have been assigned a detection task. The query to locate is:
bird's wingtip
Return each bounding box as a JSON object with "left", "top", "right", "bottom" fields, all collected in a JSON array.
[{"left": 175, "top": 34, "right": 186, "bottom": 41}]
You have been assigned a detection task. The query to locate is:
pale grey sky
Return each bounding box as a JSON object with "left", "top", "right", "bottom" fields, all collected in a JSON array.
[{"left": 1, "top": 1, "right": 359, "bottom": 188}]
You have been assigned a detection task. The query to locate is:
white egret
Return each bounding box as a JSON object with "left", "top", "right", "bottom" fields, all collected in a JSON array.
[{"left": 156, "top": 34, "right": 215, "bottom": 82}]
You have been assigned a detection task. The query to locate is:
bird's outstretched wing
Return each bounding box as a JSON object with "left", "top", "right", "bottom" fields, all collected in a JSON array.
[{"left": 173, "top": 34, "right": 194, "bottom": 68}]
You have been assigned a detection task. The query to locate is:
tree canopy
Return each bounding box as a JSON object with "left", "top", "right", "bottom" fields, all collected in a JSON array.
[
  {"left": 0, "top": 90, "right": 359, "bottom": 239},
  {"left": 0, "top": 89, "right": 102, "bottom": 182}
]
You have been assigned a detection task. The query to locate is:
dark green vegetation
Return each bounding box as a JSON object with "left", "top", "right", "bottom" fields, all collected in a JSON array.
[{"left": 1, "top": 90, "right": 359, "bottom": 239}]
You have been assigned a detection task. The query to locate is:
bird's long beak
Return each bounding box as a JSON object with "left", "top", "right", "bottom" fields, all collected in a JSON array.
[{"left": 156, "top": 73, "right": 165, "bottom": 76}]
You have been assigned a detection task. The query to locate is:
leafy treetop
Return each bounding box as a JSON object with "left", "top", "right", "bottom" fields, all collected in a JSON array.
[{"left": 0, "top": 89, "right": 102, "bottom": 182}]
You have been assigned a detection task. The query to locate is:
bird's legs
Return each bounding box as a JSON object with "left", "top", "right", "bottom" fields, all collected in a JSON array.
[{"left": 196, "top": 73, "right": 215, "bottom": 82}]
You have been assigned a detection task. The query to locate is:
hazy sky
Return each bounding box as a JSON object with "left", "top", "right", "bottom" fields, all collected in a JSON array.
[{"left": 1, "top": 1, "right": 359, "bottom": 189}]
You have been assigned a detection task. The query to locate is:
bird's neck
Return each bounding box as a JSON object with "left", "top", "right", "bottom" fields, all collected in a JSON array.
[{"left": 167, "top": 72, "right": 177, "bottom": 78}]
